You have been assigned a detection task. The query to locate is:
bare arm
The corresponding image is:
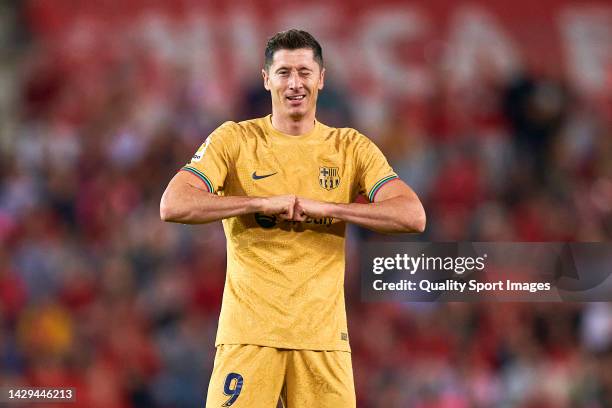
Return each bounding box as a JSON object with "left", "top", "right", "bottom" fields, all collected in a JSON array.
[
  {"left": 294, "top": 179, "right": 426, "bottom": 233},
  {"left": 160, "top": 171, "right": 297, "bottom": 224}
]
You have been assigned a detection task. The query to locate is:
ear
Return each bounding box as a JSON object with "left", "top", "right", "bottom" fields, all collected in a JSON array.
[
  {"left": 262, "top": 69, "right": 270, "bottom": 91},
  {"left": 318, "top": 67, "right": 325, "bottom": 90}
]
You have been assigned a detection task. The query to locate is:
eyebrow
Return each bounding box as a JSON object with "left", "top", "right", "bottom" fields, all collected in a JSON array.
[{"left": 274, "top": 66, "right": 313, "bottom": 73}]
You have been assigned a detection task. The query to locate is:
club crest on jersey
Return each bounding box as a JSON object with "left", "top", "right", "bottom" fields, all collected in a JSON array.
[{"left": 319, "top": 166, "right": 340, "bottom": 190}]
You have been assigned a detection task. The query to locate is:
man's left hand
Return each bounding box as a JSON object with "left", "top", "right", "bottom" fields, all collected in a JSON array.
[{"left": 293, "top": 197, "right": 333, "bottom": 221}]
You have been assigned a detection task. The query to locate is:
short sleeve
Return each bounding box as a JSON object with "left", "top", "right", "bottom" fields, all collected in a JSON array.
[
  {"left": 181, "top": 121, "right": 237, "bottom": 193},
  {"left": 354, "top": 133, "right": 398, "bottom": 202}
]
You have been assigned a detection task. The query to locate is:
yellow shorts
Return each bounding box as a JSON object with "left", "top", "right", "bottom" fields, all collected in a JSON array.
[{"left": 205, "top": 344, "right": 356, "bottom": 408}]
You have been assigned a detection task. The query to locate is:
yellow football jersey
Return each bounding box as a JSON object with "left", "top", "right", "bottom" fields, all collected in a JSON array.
[{"left": 182, "top": 115, "right": 397, "bottom": 351}]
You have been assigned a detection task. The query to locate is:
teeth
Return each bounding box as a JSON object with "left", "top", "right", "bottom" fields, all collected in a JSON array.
[{"left": 287, "top": 95, "right": 305, "bottom": 100}]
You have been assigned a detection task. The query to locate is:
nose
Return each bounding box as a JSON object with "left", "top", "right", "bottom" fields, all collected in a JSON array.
[{"left": 288, "top": 71, "right": 302, "bottom": 90}]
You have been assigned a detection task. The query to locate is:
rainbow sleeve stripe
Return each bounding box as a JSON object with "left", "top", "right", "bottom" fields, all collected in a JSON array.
[
  {"left": 368, "top": 174, "right": 399, "bottom": 202},
  {"left": 181, "top": 165, "right": 214, "bottom": 193}
]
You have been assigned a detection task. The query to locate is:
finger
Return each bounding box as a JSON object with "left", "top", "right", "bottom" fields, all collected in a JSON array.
[
  {"left": 280, "top": 201, "right": 295, "bottom": 218},
  {"left": 292, "top": 205, "right": 305, "bottom": 221},
  {"left": 286, "top": 202, "right": 294, "bottom": 220}
]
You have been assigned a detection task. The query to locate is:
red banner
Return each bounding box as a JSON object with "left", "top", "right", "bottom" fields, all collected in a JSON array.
[{"left": 24, "top": 1, "right": 612, "bottom": 112}]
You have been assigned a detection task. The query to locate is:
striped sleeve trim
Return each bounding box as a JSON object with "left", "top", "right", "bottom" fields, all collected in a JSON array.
[
  {"left": 180, "top": 166, "right": 214, "bottom": 193},
  {"left": 368, "top": 175, "right": 399, "bottom": 202}
]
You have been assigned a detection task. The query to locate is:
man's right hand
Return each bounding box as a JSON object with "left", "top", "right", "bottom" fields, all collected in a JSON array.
[{"left": 257, "top": 195, "right": 298, "bottom": 220}]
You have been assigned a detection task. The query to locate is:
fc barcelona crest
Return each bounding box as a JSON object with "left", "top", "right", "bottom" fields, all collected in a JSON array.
[{"left": 319, "top": 166, "right": 340, "bottom": 190}]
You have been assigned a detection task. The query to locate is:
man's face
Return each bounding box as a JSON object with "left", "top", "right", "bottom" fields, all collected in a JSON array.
[{"left": 262, "top": 48, "right": 325, "bottom": 120}]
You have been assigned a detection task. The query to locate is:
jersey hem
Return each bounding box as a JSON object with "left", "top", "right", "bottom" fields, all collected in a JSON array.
[{"left": 215, "top": 338, "right": 351, "bottom": 353}]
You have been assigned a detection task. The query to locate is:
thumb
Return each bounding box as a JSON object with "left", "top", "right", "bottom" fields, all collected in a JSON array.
[{"left": 293, "top": 202, "right": 307, "bottom": 221}]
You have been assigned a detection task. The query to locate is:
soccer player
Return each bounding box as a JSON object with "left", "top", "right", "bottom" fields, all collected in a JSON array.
[{"left": 160, "top": 29, "right": 425, "bottom": 408}]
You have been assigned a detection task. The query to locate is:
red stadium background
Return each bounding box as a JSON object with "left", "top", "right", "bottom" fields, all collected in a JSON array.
[{"left": 1, "top": 1, "right": 611, "bottom": 407}]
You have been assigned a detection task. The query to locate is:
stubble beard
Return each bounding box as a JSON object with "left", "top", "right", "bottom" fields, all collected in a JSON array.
[{"left": 288, "top": 109, "right": 305, "bottom": 121}]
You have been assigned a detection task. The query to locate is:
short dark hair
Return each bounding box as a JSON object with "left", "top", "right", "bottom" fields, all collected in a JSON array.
[{"left": 264, "top": 29, "right": 323, "bottom": 71}]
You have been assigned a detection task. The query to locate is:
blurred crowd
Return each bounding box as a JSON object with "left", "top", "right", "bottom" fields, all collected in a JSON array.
[{"left": 1, "top": 2, "right": 612, "bottom": 408}]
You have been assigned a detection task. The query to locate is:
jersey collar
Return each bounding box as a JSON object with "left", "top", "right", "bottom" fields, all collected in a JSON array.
[{"left": 264, "top": 114, "right": 320, "bottom": 141}]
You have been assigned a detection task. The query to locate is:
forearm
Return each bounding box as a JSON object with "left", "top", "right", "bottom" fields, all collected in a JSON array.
[
  {"left": 328, "top": 196, "right": 426, "bottom": 234},
  {"left": 160, "top": 185, "right": 262, "bottom": 224}
]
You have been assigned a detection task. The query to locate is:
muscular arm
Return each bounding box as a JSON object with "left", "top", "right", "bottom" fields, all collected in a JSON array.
[
  {"left": 160, "top": 171, "right": 297, "bottom": 224},
  {"left": 295, "top": 179, "right": 426, "bottom": 234}
]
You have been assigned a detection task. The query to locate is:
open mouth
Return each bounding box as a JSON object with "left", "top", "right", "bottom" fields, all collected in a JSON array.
[{"left": 286, "top": 95, "right": 306, "bottom": 101}]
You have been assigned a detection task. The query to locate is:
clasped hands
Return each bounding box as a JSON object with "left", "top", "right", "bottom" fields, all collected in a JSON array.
[{"left": 258, "top": 195, "right": 331, "bottom": 221}]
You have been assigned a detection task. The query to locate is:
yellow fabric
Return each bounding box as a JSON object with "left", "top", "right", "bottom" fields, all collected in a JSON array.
[
  {"left": 206, "top": 345, "right": 355, "bottom": 408},
  {"left": 184, "top": 115, "right": 396, "bottom": 351}
]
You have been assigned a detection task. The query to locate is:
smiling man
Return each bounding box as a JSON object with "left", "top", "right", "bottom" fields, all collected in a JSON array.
[{"left": 160, "top": 30, "right": 425, "bottom": 408}]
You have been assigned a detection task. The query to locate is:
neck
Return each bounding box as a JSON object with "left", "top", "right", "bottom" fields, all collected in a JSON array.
[{"left": 270, "top": 109, "right": 317, "bottom": 136}]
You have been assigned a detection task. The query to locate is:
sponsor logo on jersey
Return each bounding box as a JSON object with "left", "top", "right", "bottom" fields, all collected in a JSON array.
[
  {"left": 252, "top": 171, "right": 277, "bottom": 180},
  {"left": 254, "top": 213, "right": 277, "bottom": 228},
  {"left": 319, "top": 166, "right": 340, "bottom": 190},
  {"left": 254, "top": 214, "right": 334, "bottom": 229},
  {"left": 304, "top": 216, "right": 334, "bottom": 226}
]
